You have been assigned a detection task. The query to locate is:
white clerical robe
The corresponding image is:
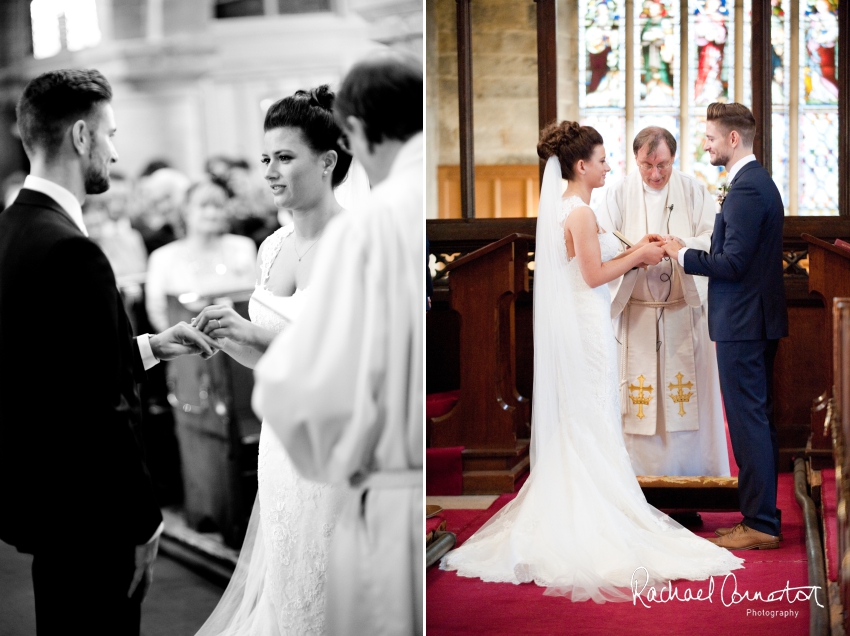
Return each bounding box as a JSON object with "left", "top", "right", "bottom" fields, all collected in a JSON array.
[
  {"left": 253, "top": 134, "right": 424, "bottom": 636},
  {"left": 597, "top": 169, "right": 730, "bottom": 476}
]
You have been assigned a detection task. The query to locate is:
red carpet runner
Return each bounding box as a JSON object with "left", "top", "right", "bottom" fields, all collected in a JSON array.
[{"left": 427, "top": 472, "right": 812, "bottom": 636}]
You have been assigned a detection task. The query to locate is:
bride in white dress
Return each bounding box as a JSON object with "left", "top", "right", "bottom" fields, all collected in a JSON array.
[
  {"left": 440, "top": 121, "right": 744, "bottom": 602},
  {"left": 192, "top": 86, "right": 369, "bottom": 635}
]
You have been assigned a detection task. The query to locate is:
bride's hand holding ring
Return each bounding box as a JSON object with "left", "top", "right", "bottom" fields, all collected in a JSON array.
[{"left": 193, "top": 304, "right": 257, "bottom": 347}]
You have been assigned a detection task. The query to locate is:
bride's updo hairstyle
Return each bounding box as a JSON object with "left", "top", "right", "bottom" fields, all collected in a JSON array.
[
  {"left": 537, "top": 120, "right": 604, "bottom": 180},
  {"left": 263, "top": 84, "right": 353, "bottom": 187}
]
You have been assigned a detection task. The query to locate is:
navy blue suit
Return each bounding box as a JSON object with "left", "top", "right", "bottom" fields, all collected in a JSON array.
[{"left": 683, "top": 159, "right": 787, "bottom": 536}]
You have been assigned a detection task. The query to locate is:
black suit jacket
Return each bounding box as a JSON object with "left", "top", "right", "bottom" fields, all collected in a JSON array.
[
  {"left": 0, "top": 188, "right": 162, "bottom": 553},
  {"left": 683, "top": 160, "right": 789, "bottom": 341}
]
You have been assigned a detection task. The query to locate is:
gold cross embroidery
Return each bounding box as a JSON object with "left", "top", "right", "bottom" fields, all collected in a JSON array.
[
  {"left": 628, "top": 375, "right": 653, "bottom": 420},
  {"left": 668, "top": 372, "right": 694, "bottom": 417}
]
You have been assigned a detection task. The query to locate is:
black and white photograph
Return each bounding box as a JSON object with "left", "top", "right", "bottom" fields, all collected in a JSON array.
[{"left": 0, "top": 1, "right": 423, "bottom": 635}]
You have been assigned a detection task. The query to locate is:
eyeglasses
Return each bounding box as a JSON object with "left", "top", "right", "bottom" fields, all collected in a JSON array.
[
  {"left": 337, "top": 133, "right": 351, "bottom": 154},
  {"left": 638, "top": 162, "right": 672, "bottom": 173}
]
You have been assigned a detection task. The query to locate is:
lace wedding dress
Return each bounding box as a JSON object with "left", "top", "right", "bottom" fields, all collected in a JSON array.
[
  {"left": 196, "top": 224, "right": 343, "bottom": 635},
  {"left": 440, "top": 158, "right": 743, "bottom": 602}
]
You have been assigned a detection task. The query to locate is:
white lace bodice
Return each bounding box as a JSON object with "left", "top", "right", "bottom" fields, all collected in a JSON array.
[{"left": 249, "top": 224, "right": 342, "bottom": 635}]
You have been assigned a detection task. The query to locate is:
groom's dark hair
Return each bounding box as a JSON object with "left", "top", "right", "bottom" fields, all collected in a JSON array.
[
  {"left": 16, "top": 69, "right": 112, "bottom": 159},
  {"left": 706, "top": 102, "right": 756, "bottom": 148},
  {"left": 334, "top": 52, "right": 422, "bottom": 146}
]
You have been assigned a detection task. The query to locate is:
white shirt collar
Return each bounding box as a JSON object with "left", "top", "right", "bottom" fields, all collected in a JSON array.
[
  {"left": 22, "top": 175, "right": 88, "bottom": 237},
  {"left": 725, "top": 154, "right": 757, "bottom": 186}
]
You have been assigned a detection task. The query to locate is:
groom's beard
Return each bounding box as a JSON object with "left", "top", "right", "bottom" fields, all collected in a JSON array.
[
  {"left": 710, "top": 150, "right": 731, "bottom": 167},
  {"left": 84, "top": 162, "right": 110, "bottom": 195}
]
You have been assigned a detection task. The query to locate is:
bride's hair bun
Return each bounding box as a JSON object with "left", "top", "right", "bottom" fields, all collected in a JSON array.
[
  {"left": 537, "top": 120, "right": 604, "bottom": 180},
  {"left": 306, "top": 84, "right": 335, "bottom": 111}
]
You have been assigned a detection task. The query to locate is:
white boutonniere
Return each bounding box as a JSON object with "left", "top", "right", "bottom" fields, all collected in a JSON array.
[{"left": 716, "top": 182, "right": 731, "bottom": 207}]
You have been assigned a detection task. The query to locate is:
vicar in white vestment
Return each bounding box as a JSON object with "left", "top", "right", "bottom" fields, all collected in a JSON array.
[
  {"left": 253, "top": 54, "right": 423, "bottom": 636},
  {"left": 597, "top": 126, "right": 730, "bottom": 477}
]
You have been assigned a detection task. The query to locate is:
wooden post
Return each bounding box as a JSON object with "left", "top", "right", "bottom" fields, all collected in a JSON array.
[
  {"left": 750, "top": 0, "right": 771, "bottom": 171},
  {"left": 839, "top": 0, "right": 849, "bottom": 217},
  {"left": 535, "top": 0, "right": 558, "bottom": 184},
  {"left": 456, "top": 0, "right": 475, "bottom": 219}
]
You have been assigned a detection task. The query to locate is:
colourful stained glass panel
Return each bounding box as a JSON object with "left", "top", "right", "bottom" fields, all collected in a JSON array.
[
  {"left": 636, "top": 0, "right": 678, "bottom": 107},
  {"left": 798, "top": 111, "right": 838, "bottom": 215},
  {"left": 801, "top": 0, "right": 838, "bottom": 105},
  {"left": 770, "top": 0, "right": 790, "bottom": 105},
  {"left": 771, "top": 112, "right": 789, "bottom": 209},
  {"left": 581, "top": 113, "right": 626, "bottom": 209},
  {"left": 690, "top": 0, "right": 734, "bottom": 106},
  {"left": 580, "top": 0, "right": 625, "bottom": 108}
]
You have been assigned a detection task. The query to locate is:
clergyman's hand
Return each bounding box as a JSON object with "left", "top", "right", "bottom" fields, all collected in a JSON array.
[
  {"left": 662, "top": 235, "right": 686, "bottom": 250},
  {"left": 633, "top": 233, "right": 664, "bottom": 249},
  {"left": 661, "top": 238, "right": 682, "bottom": 259},
  {"left": 150, "top": 322, "right": 218, "bottom": 360},
  {"left": 128, "top": 534, "right": 159, "bottom": 601}
]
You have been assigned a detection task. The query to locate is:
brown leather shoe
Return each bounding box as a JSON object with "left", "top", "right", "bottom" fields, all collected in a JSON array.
[
  {"left": 715, "top": 525, "right": 783, "bottom": 541},
  {"left": 708, "top": 523, "right": 780, "bottom": 550}
]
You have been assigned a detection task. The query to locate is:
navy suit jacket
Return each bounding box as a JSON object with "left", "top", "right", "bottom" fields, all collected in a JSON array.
[
  {"left": 683, "top": 160, "right": 788, "bottom": 342},
  {"left": 0, "top": 189, "right": 162, "bottom": 553}
]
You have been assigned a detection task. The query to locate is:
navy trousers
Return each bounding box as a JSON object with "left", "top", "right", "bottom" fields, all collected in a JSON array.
[{"left": 715, "top": 339, "right": 781, "bottom": 536}]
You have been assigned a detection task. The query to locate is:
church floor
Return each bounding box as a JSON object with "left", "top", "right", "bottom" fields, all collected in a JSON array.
[
  {"left": 427, "top": 472, "right": 811, "bottom": 636},
  {"left": 0, "top": 539, "right": 225, "bottom": 635}
]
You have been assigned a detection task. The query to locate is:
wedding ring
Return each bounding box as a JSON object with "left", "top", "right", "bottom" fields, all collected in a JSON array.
[{"left": 213, "top": 319, "right": 221, "bottom": 330}]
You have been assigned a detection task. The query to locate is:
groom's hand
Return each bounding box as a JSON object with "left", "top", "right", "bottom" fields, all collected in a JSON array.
[
  {"left": 128, "top": 534, "right": 159, "bottom": 601},
  {"left": 150, "top": 322, "right": 219, "bottom": 360}
]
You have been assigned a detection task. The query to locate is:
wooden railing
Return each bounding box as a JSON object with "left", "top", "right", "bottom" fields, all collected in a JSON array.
[{"left": 427, "top": 216, "right": 850, "bottom": 470}]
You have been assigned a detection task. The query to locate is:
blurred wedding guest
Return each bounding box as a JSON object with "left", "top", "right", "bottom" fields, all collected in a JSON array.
[
  {"left": 253, "top": 53, "right": 424, "bottom": 636},
  {"left": 225, "top": 157, "right": 280, "bottom": 247},
  {"left": 84, "top": 172, "right": 148, "bottom": 279},
  {"left": 204, "top": 155, "right": 233, "bottom": 194},
  {"left": 140, "top": 158, "right": 171, "bottom": 177},
  {"left": 134, "top": 167, "right": 189, "bottom": 254},
  {"left": 145, "top": 181, "right": 256, "bottom": 332},
  {"left": 2, "top": 170, "right": 26, "bottom": 210}
]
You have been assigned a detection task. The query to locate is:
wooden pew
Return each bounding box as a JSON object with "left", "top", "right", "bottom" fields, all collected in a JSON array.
[
  {"left": 166, "top": 292, "right": 261, "bottom": 548},
  {"left": 830, "top": 298, "right": 850, "bottom": 633},
  {"left": 430, "top": 233, "right": 533, "bottom": 493},
  {"left": 804, "top": 234, "right": 850, "bottom": 467}
]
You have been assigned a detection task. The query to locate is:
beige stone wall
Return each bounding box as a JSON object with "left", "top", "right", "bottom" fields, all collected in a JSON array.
[
  {"left": 434, "top": 0, "right": 539, "bottom": 167},
  {"left": 428, "top": 0, "right": 581, "bottom": 217}
]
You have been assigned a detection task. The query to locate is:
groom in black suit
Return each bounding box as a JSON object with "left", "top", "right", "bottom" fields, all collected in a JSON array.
[
  {"left": 664, "top": 102, "right": 788, "bottom": 550},
  {"left": 0, "top": 69, "right": 217, "bottom": 635}
]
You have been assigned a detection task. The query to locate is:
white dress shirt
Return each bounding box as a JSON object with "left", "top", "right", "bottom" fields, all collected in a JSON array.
[
  {"left": 22, "top": 175, "right": 159, "bottom": 371},
  {"left": 676, "top": 154, "right": 757, "bottom": 267}
]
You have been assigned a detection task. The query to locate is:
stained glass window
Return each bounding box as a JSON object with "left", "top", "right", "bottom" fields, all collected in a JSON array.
[
  {"left": 580, "top": 0, "right": 627, "bottom": 208},
  {"left": 771, "top": 0, "right": 791, "bottom": 209},
  {"left": 797, "top": 0, "right": 839, "bottom": 215},
  {"left": 688, "top": 0, "right": 735, "bottom": 193},
  {"left": 636, "top": 0, "right": 678, "bottom": 107},
  {"left": 574, "top": 0, "right": 838, "bottom": 215}
]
